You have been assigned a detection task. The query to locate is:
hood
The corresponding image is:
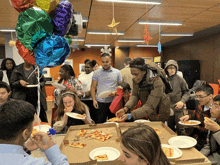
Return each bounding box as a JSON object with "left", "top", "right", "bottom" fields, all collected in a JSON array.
[{"left": 164, "top": 60, "right": 178, "bottom": 75}]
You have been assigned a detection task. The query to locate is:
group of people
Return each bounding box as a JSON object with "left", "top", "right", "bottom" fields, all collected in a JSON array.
[{"left": 0, "top": 53, "right": 220, "bottom": 164}]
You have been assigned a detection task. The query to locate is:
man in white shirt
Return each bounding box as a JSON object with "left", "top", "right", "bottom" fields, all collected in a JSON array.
[{"left": 0, "top": 100, "right": 69, "bottom": 165}]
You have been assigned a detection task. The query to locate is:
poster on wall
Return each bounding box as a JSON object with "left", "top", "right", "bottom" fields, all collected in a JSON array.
[
  {"left": 42, "top": 68, "right": 50, "bottom": 77},
  {"left": 79, "top": 64, "right": 85, "bottom": 73},
  {"left": 154, "top": 56, "right": 161, "bottom": 63},
  {"left": 142, "top": 57, "right": 153, "bottom": 64}
]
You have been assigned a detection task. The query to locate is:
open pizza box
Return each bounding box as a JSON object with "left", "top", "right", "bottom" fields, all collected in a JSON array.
[{"left": 59, "top": 123, "right": 124, "bottom": 165}]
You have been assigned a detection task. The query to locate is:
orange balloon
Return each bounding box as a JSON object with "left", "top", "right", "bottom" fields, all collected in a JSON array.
[
  {"left": 16, "top": 39, "right": 36, "bottom": 65},
  {"left": 10, "top": 0, "right": 35, "bottom": 13}
]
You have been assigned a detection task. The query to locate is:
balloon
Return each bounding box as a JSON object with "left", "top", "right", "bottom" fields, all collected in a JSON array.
[
  {"left": 16, "top": 39, "right": 36, "bottom": 65},
  {"left": 16, "top": 7, "right": 53, "bottom": 51},
  {"left": 52, "top": 0, "right": 73, "bottom": 36},
  {"left": 10, "top": 0, "right": 35, "bottom": 13},
  {"left": 66, "top": 18, "right": 79, "bottom": 36},
  {"left": 35, "top": 0, "right": 59, "bottom": 13},
  {"left": 34, "top": 35, "right": 70, "bottom": 72},
  {"left": 65, "top": 35, "right": 72, "bottom": 45}
]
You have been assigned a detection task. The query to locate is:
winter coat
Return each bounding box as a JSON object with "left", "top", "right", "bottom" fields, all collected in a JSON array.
[
  {"left": 164, "top": 60, "right": 190, "bottom": 110},
  {"left": 10, "top": 63, "right": 47, "bottom": 111},
  {"left": 124, "top": 62, "right": 170, "bottom": 122}
]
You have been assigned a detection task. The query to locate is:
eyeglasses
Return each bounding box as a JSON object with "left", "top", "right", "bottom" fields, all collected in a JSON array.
[
  {"left": 210, "top": 103, "right": 219, "bottom": 109},
  {"left": 195, "top": 95, "right": 208, "bottom": 99}
]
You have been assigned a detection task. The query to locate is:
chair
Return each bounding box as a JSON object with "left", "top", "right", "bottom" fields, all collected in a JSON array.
[{"left": 209, "top": 83, "right": 219, "bottom": 97}]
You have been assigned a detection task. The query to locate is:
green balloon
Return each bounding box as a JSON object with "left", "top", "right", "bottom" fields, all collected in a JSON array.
[
  {"left": 67, "top": 18, "right": 78, "bottom": 36},
  {"left": 65, "top": 35, "right": 72, "bottom": 45},
  {"left": 16, "top": 7, "right": 53, "bottom": 51}
]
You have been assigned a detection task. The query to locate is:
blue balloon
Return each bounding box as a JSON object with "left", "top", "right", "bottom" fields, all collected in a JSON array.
[{"left": 34, "top": 35, "right": 70, "bottom": 72}]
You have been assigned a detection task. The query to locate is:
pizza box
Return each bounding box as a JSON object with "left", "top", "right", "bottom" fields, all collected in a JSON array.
[{"left": 59, "top": 123, "right": 123, "bottom": 165}]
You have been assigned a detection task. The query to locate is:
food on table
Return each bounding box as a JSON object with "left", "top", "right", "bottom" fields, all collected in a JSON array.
[
  {"left": 31, "top": 128, "right": 38, "bottom": 137},
  {"left": 94, "top": 154, "right": 109, "bottom": 160},
  {"left": 87, "top": 131, "right": 113, "bottom": 142},
  {"left": 69, "top": 142, "right": 86, "bottom": 148},
  {"left": 162, "top": 147, "right": 174, "bottom": 157},
  {"left": 182, "top": 121, "right": 200, "bottom": 125},
  {"left": 107, "top": 117, "right": 121, "bottom": 122},
  {"left": 77, "top": 129, "right": 88, "bottom": 137},
  {"left": 151, "top": 127, "right": 161, "bottom": 134}
]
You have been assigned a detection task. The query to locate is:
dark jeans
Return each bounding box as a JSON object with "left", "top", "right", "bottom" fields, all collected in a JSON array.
[
  {"left": 96, "top": 102, "right": 115, "bottom": 124},
  {"left": 168, "top": 110, "right": 184, "bottom": 135},
  {"left": 81, "top": 99, "right": 97, "bottom": 123}
]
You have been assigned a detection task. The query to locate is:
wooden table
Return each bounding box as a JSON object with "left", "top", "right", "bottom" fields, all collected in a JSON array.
[{"left": 32, "top": 122, "right": 211, "bottom": 165}]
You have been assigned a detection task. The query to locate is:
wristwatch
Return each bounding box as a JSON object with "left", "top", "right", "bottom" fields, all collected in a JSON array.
[
  {"left": 23, "top": 144, "right": 31, "bottom": 155},
  {"left": 127, "top": 113, "right": 132, "bottom": 120}
]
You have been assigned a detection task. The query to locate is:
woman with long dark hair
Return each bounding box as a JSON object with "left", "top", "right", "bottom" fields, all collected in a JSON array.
[
  {"left": 119, "top": 125, "right": 171, "bottom": 165},
  {"left": 0, "top": 58, "right": 16, "bottom": 84}
]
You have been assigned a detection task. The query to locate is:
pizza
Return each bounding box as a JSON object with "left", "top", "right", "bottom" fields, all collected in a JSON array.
[
  {"left": 77, "top": 129, "right": 88, "bottom": 137},
  {"left": 31, "top": 128, "right": 38, "bottom": 137},
  {"left": 162, "top": 147, "right": 174, "bottom": 157},
  {"left": 107, "top": 117, "right": 121, "bottom": 122},
  {"left": 87, "top": 131, "right": 113, "bottom": 142},
  {"left": 94, "top": 154, "right": 108, "bottom": 160},
  {"left": 151, "top": 127, "right": 161, "bottom": 134},
  {"left": 204, "top": 117, "right": 211, "bottom": 123},
  {"left": 76, "top": 114, "right": 84, "bottom": 118},
  {"left": 69, "top": 142, "right": 86, "bottom": 148},
  {"left": 182, "top": 121, "right": 200, "bottom": 125},
  {"left": 64, "top": 107, "right": 71, "bottom": 112}
]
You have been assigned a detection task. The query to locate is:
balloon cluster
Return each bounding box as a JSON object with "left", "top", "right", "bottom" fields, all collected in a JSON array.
[{"left": 10, "top": 0, "right": 79, "bottom": 72}]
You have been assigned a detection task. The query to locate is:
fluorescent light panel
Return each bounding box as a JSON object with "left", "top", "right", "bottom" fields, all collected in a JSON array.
[
  {"left": 96, "top": 0, "right": 162, "bottom": 5},
  {"left": 139, "top": 20, "right": 183, "bottom": 26},
  {"left": 161, "top": 33, "right": 194, "bottom": 36},
  {"left": 85, "top": 44, "right": 111, "bottom": 47},
  {"left": 136, "top": 44, "right": 158, "bottom": 47},
  {"left": 87, "top": 30, "right": 125, "bottom": 35},
  {"left": 72, "top": 38, "right": 85, "bottom": 41},
  {"left": 117, "top": 39, "right": 144, "bottom": 42},
  {"left": 116, "top": 46, "right": 119, "bottom": 48},
  {"left": 0, "top": 29, "right": 16, "bottom": 32}
]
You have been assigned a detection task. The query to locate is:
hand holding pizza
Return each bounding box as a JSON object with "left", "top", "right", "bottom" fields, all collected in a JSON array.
[{"left": 204, "top": 117, "right": 220, "bottom": 132}]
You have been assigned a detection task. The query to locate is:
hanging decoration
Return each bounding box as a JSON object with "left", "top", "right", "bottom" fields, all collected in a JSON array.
[
  {"left": 108, "top": 2, "right": 120, "bottom": 34},
  {"left": 8, "top": 32, "right": 16, "bottom": 47},
  {"left": 143, "top": 24, "right": 153, "bottom": 45},
  {"left": 70, "top": 36, "right": 79, "bottom": 52},
  {"left": 9, "top": 0, "right": 35, "bottom": 13},
  {"left": 35, "top": 0, "right": 59, "bottom": 13},
  {"left": 101, "top": 46, "right": 112, "bottom": 56},
  {"left": 158, "top": 25, "right": 162, "bottom": 54}
]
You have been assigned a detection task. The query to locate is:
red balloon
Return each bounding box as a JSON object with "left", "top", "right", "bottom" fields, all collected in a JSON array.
[
  {"left": 10, "top": 0, "right": 35, "bottom": 13},
  {"left": 16, "top": 39, "right": 36, "bottom": 65}
]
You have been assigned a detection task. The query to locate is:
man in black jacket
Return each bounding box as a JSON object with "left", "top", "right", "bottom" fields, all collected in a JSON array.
[{"left": 10, "top": 61, "right": 48, "bottom": 122}]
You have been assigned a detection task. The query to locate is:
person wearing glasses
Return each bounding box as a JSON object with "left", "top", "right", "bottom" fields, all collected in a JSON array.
[
  {"left": 201, "top": 95, "right": 220, "bottom": 165},
  {"left": 164, "top": 60, "right": 190, "bottom": 135},
  {"left": 119, "top": 125, "right": 171, "bottom": 165},
  {"left": 0, "top": 58, "right": 16, "bottom": 85},
  {"left": 180, "top": 84, "right": 213, "bottom": 151}
]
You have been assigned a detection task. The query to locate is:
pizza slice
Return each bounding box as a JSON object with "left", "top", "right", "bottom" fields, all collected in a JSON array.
[
  {"left": 107, "top": 117, "right": 121, "bottom": 122},
  {"left": 204, "top": 117, "right": 211, "bottom": 123},
  {"left": 31, "top": 128, "right": 38, "bottom": 137},
  {"left": 77, "top": 129, "right": 88, "bottom": 137},
  {"left": 162, "top": 147, "right": 174, "bottom": 157},
  {"left": 94, "top": 154, "right": 108, "bottom": 160},
  {"left": 151, "top": 127, "right": 161, "bottom": 134},
  {"left": 76, "top": 114, "right": 84, "bottom": 118},
  {"left": 69, "top": 142, "right": 86, "bottom": 148}
]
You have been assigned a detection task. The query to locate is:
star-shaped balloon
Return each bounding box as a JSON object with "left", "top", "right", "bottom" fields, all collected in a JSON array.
[
  {"left": 101, "top": 46, "right": 112, "bottom": 56},
  {"left": 158, "top": 41, "right": 162, "bottom": 54},
  {"left": 108, "top": 18, "right": 120, "bottom": 34},
  {"left": 70, "top": 38, "right": 79, "bottom": 52},
  {"left": 143, "top": 25, "right": 153, "bottom": 45}
]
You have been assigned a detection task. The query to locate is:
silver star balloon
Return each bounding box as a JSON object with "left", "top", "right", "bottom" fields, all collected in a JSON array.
[{"left": 101, "top": 46, "right": 112, "bottom": 56}]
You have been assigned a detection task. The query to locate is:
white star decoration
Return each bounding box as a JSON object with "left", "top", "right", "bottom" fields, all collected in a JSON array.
[{"left": 101, "top": 46, "right": 112, "bottom": 56}]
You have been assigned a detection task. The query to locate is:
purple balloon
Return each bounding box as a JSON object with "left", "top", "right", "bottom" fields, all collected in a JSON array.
[{"left": 52, "top": 0, "right": 73, "bottom": 36}]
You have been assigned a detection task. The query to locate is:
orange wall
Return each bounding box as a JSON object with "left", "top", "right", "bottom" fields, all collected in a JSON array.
[{"left": 129, "top": 47, "right": 161, "bottom": 60}]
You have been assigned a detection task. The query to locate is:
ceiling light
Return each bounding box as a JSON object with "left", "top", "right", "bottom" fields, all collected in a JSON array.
[
  {"left": 87, "top": 30, "right": 125, "bottom": 35},
  {"left": 161, "top": 33, "right": 194, "bottom": 36},
  {"left": 117, "top": 39, "right": 144, "bottom": 42},
  {"left": 72, "top": 38, "right": 85, "bottom": 41},
  {"left": 139, "top": 20, "right": 183, "bottom": 26},
  {"left": 96, "top": 0, "right": 162, "bottom": 5},
  {"left": 85, "top": 44, "right": 111, "bottom": 47},
  {"left": 82, "top": 17, "right": 88, "bottom": 22},
  {"left": 136, "top": 44, "right": 158, "bottom": 47},
  {"left": 0, "top": 29, "right": 16, "bottom": 32}
]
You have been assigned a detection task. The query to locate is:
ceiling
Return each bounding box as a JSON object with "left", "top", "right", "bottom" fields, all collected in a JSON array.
[{"left": 1, "top": 0, "right": 220, "bottom": 47}]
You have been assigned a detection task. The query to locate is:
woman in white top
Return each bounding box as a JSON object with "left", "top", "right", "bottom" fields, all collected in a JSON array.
[{"left": 78, "top": 61, "right": 97, "bottom": 122}]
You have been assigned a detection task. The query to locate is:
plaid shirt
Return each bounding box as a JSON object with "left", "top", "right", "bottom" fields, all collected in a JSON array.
[{"left": 53, "top": 77, "right": 83, "bottom": 105}]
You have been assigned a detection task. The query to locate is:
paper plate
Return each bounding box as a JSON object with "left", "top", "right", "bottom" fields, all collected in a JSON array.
[
  {"left": 66, "top": 112, "right": 85, "bottom": 120},
  {"left": 161, "top": 144, "right": 182, "bottom": 159},
  {"left": 168, "top": 136, "right": 197, "bottom": 149},
  {"left": 104, "top": 122, "right": 119, "bottom": 126},
  {"left": 26, "top": 84, "right": 38, "bottom": 88},
  {"left": 89, "top": 147, "right": 120, "bottom": 162},
  {"left": 178, "top": 120, "right": 201, "bottom": 126},
  {"left": 98, "top": 90, "right": 111, "bottom": 98},
  {"left": 134, "top": 119, "right": 151, "bottom": 123},
  {"left": 33, "top": 125, "right": 51, "bottom": 133},
  {"left": 51, "top": 82, "right": 66, "bottom": 90}
]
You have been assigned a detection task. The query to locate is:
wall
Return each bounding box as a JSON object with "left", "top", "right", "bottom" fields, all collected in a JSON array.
[
  {"left": 129, "top": 47, "right": 161, "bottom": 60},
  {"left": 0, "top": 45, "right": 5, "bottom": 59},
  {"left": 115, "top": 48, "right": 129, "bottom": 70},
  {"left": 50, "top": 48, "right": 115, "bottom": 80},
  {"left": 163, "top": 33, "right": 220, "bottom": 84}
]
